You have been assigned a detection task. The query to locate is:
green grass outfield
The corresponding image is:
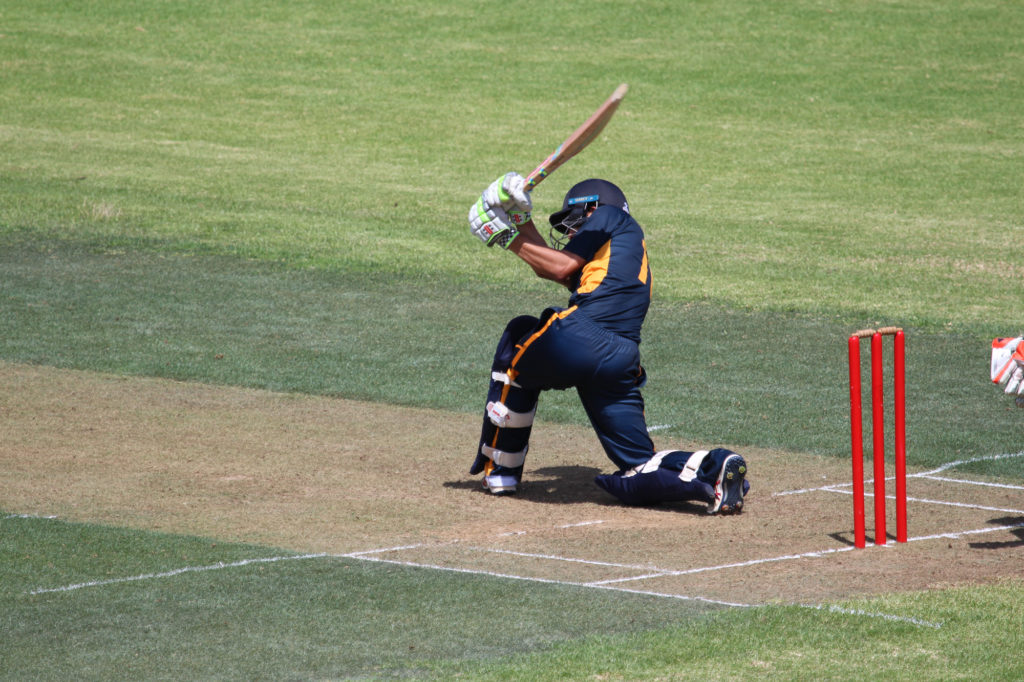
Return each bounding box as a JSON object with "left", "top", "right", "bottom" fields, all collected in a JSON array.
[
  {"left": 2, "top": 0, "right": 1023, "bottom": 678},
  {"left": 3, "top": 515, "right": 1021, "bottom": 680}
]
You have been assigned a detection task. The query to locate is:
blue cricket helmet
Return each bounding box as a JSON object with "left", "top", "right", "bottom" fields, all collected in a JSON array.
[{"left": 548, "top": 178, "right": 629, "bottom": 232}]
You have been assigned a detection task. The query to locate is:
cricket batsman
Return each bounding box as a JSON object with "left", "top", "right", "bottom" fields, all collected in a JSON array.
[{"left": 466, "top": 172, "right": 749, "bottom": 514}]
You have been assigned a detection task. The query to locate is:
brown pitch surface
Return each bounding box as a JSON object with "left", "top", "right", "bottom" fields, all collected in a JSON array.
[{"left": 2, "top": 362, "right": 1021, "bottom": 604}]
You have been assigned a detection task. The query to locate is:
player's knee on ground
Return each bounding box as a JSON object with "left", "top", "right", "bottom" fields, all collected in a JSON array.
[{"left": 595, "top": 448, "right": 749, "bottom": 514}]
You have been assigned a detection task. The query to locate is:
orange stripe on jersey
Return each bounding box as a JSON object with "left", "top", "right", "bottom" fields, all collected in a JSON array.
[
  {"left": 638, "top": 239, "right": 649, "bottom": 285},
  {"left": 577, "top": 240, "right": 611, "bottom": 294}
]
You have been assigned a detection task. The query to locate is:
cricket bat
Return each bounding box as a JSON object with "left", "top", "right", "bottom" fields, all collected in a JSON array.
[{"left": 522, "top": 83, "right": 629, "bottom": 192}]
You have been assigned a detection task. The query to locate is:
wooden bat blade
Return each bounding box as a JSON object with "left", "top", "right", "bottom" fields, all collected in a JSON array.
[{"left": 523, "top": 83, "right": 628, "bottom": 191}]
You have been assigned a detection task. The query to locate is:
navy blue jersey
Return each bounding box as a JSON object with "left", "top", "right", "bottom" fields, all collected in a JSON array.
[{"left": 562, "top": 205, "right": 652, "bottom": 343}]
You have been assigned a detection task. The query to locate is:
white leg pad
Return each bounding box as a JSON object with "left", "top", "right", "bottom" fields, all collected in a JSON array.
[
  {"left": 486, "top": 401, "right": 537, "bottom": 429},
  {"left": 623, "top": 449, "right": 709, "bottom": 481},
  {"left": 624, "top": 449, "right": 671, "bottom": 477},
  {"left": 481, "top": 444, "right": 528, "bottom": 468},
  {"left": 680, "top": 450, "right": 710, "bottom": 482}
]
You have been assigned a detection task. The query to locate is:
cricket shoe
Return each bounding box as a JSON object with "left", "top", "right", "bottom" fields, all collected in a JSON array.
[
  {"left": 482, "top": 461, "right": 521, "bottom": 496},
  {"left": 708, "top": 453, "right": 747, "bottom": 515}
]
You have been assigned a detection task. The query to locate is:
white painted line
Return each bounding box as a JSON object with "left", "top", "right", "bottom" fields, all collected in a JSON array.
[
  {"left": 2, "top": 513, "right": 58, "bottom": 520},
  {"left": 494, "top": 520, "right": 606, "bottom": 536},
  {"left": 918, "top": 475, "right": 1024, "bottom": 491},
  {"left": 906, "top": 521, "right": 1024, "bottom": 544},
  {"left": 479, "top": 547, "right": 661, "bottom": 572},
  {"left": 775, "top": 451, "right": 1024, "bottom": 498},
  {"left": 902, "top": 495, "right": 1024, "bottom": 515},
  {"left": 916, "top": 451, "right": 1024, "bottom": 477},
  {"left": 775, "top": 484, "right": 849, "bottom": 496},
  {"left": 807, "top": 604, "right": 942, "bottom": 629},
  {"left": 28, "top": 553, "right": 328, "bottom": 595},
  {"left": 593, "top": 584, "right": 751, "bottom": 608},
  {"left": 30, "top": 452, "right": 1015, "bottom": 623},
  {"left": 646, "top": 424, "right": 672, "bottom": 432},
  {"left": 352, "top": 554, "right": 588, "bottom": 587},
  {"left": 347, "top": 552, "right": 939, "bottom": 624},
  {"left": 351, "top": 553, "right": 747, "bottom": 608},
  {"left": 589, "top": 546, "right": 855, "bottom": 586},
  {"left": 823, "top": 487, "right": 1024, "bottom": 515},
  {"left": 23, "top": 539, "right": 946, "bottom": 629},
  {"left": 343, "top": 542, "right": 444, "bottom": 557}
]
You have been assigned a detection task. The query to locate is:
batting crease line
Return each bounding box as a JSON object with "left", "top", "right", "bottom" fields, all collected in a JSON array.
[
  {"left": 918, "top": 475, "right": 1024, "bottom": 491},
  {"left": 450, "top": 521, "right": 1024, "bottom": 591},
  {"left": 23, "top": 544, "right": 945, "bottom": 629},
  {"left": 477, "top": 547, "right": 662, "bottom": 572},
  {"left": 351, "top": 553, "right": 751, "bottom": 608},
  {"left": 900, "top": 496, "right": 1024, "bottom": 515},
  {"left": 823, "top": 488, "right": 1024, "bottom": 516},
  {"left": 347, "top": 554, "right": 939, "bottom": 627},
  {"left": 775, "top": 451, "right": 1024, "bottom": 498},
  {"left": 564, "top": 520, "right": 1023, "bottom": 588},
  {"left": 28, "top": 456, "right": 1019, "bottom": 620},
  {"left": 474, "top": 545, "right": 856, "bottom": 585},
  {"left": 779, "top": 476, "right": 1021, "bottom": 498},
  {"left": 343, "top": 542, "right": 451, "bottom": 557},
  {"left": 588, "top": 546, "right": 854, "bottom": 585},
  {"left": 906, "top": 522, "right": 1024, "bottom": 543}
]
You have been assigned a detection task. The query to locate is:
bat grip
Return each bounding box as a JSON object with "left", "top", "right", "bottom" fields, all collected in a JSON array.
[{"left": 524, "top": 167, "right": 549, "bottom": 192}]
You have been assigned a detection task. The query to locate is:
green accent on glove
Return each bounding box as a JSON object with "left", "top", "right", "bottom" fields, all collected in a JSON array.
[
  {"left": 469, "top": 196, "right": 515, "bottom": 248},
  {"left": 497, "top": 182, "right": 512, "bottom": 204},
  {"left": 495, "top": 226, "right": 520, "bottom": 250},
  {"left": 508, "top": 210, "right": 531, "bottom": 226}
]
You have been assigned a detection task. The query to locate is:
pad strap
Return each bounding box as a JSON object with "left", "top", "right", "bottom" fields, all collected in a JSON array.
[
  {"left": 623, "top": 449, "right": 709, "bottom": 481},
  {"left": 491, "top": 371, "right": 521, "bottom": 388},
  {"left": 486, "top": 401, "right": 537, "bottom": 428},
  {"left": 679, "top": 450, "right": 710, "bottom": 482},
  {"left": 626, "top": 450, "right": 671, "bottom": 476},
  {"left": 481, "top": 444, "right": 528, "bottom": 468}
]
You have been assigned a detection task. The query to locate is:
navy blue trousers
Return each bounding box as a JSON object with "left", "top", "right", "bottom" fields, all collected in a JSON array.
[{"left": 474, "top": 307, "right": 654, "bottom": 475}]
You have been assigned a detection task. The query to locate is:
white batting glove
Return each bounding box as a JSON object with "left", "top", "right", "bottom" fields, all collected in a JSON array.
[
  {"left": 482, "top": 172, "right": 532, "bottom": 226},
  {"left": 991, "top": 336, "right": 1024, "bottom": 394},
  {"left": 468, "top": 196, "right": 518, "bottom": 249}
]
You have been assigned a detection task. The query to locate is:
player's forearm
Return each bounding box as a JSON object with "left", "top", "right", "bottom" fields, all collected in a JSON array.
[
  {"left": 508, "top": 224, "right": 583, "bottom": 283},
  {"left": 511, "top": 220, "right": 548, "bottom": 248}
]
